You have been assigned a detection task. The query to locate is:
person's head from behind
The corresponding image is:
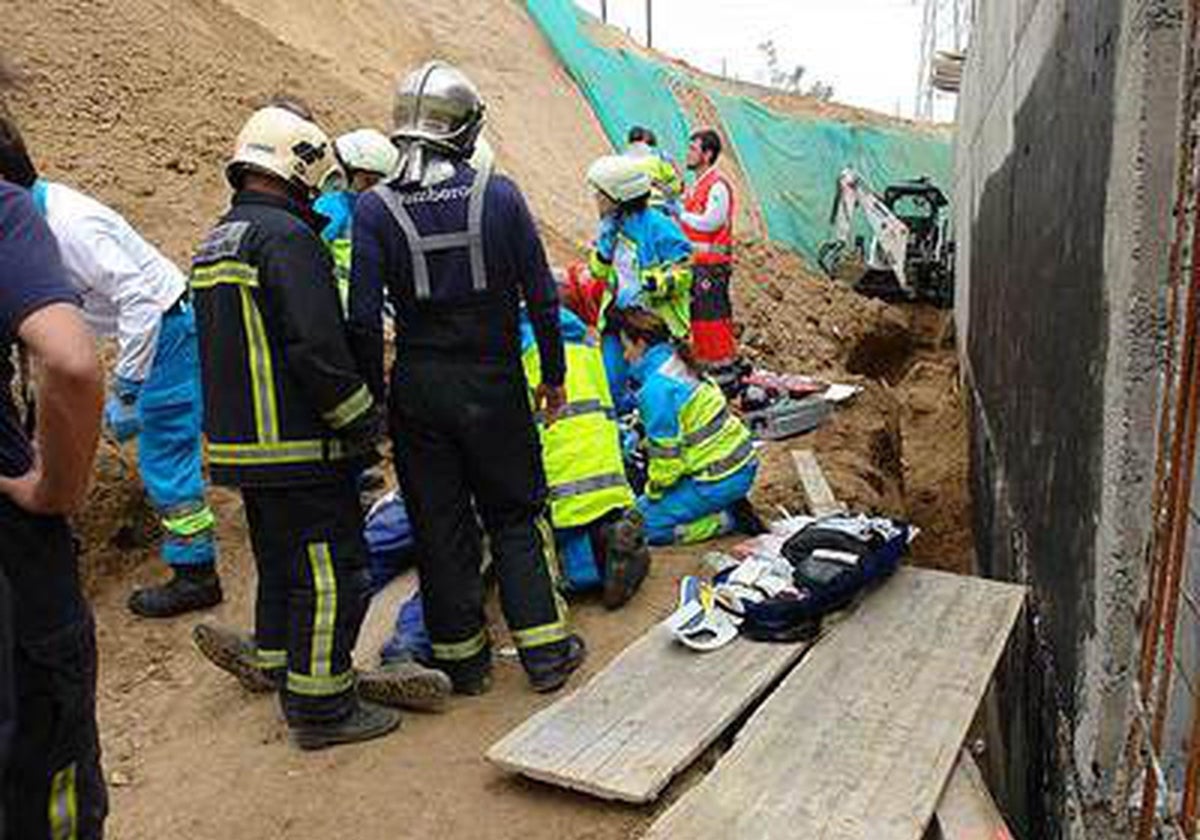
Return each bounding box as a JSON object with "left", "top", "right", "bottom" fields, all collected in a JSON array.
[
  {"left": 391, "top": 61, "right": 485, "bottom": 184},
  {"left": 617, "top": 308, "right": 673, "bottom": 364},
  {"left": 334, "top": 128, "right": 400, "bottom": 192},
  {"left": 628, "top": 126, "right": 658, "bottom": 148},
  {"left": 586, "top": 154, "right": 651, "bottom": 218},
  {"left": 686, "top": 129, "right": 721, "bottom": 172},
  {"left": 226, "top": 105, "right": 343, "bottom": 206}
]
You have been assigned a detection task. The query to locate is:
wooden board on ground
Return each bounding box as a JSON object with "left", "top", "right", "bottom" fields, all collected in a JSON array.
[
  {"left": 936, "top": 750, "right": 1014, "bottom": 840},
  {"left": 792, "top": 449, "right": 847, "bottom": 517},
  {"left": 486, "top": 625, "right": 812, "bottom": 803},
  {"left": 645, "top": 567, "right": 1025, "bottom": 840}
]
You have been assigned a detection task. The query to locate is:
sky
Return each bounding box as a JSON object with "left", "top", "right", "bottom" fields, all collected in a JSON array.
[{"left": 573, "top": 0, "right": 959, "bottom": 120}]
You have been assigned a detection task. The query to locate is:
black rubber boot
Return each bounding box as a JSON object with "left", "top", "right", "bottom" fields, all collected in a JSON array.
[
  {"left": 602, "top": 509, "right": 651, "bottom": 610},
  {"left": 192, "top": 623, "right": 282, "bottom": 693},
  {"left": 291, "top": 701, "right": 401, "bottom": 751},
  {"left": 523, "top": 634, "right": 587, "bottom": 694},
  {"left": 129, "top": 565, "right": 223, "bottom": 618},
  {"left": 357, "top": 655, "right": 453, "bottom": 712},
  {"left": 437, "top": 650, "right": 493, "bottom": 697}
]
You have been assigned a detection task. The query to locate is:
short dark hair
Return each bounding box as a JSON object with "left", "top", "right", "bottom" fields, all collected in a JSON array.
[
  {"left": 0, "top": 113, "right": 38, "bottom": 187},
  {"left": 264, "top": 94, "right": 315, "bottom": 122},
  {"left": 691, "top": 129, "right": 722, "bottom": 163},
  {"left": 628, "top": 125, "right": 657, "bottom": 147}
]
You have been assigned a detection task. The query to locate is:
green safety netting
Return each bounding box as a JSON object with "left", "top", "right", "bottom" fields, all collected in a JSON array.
[{"left": 527, "top": 0, "right": 953, "bottom": 262}]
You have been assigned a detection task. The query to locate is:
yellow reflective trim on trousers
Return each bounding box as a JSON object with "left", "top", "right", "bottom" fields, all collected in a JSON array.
[
  {"left": 307, "top": 543, "right": 336, "bottom": 678},
  {"left": 255, "top": 648, "right": 287, "bottom": 669},
  {"left": 191, "top": 261, "right": 259, "bottom": 290},
  {"left": 676, "top": 511, "right": 731, "bottom": 545},
  {"left": 431, "top": 631, "right": 488, "bottom": 662},
  {"left": 239, "top": 286, "right": 280, "bottom": 443},
  {"left": 162, "top": 505, "right": 216, "bottom": 537},
  {"left": 536, "top": 514, "right": 570, "bottom": 620},
  {"left": 511, "top": 620, "right": 569, "bottom": 650},
  {"left": 286, "top": 669, "right": 354, "bottom": 697},
  {"left": 48, "top": 762, "right": 78, "bottom": 840},
  {"left": 207, "top": 439, "right": 347, "bottom": 466},
  {"left": 323, "top": 384, "right": 373, "bottom": 431}
]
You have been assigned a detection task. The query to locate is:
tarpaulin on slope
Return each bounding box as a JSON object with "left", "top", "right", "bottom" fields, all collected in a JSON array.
[{"left": 527, "top": 0, "right": 953, "bottom": 262}]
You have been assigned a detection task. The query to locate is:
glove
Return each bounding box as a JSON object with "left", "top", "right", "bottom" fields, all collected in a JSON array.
[
  {"left": 340, "top": 404, "right": 385, "bottom": 452},
  {"left": 104, "top": 377, "right": 142, "bottom": 442}
]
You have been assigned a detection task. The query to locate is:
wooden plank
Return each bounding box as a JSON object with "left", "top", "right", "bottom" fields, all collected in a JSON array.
[
  {"left": 486, "top": 625, "right": 812, "bottom": 803},
  {"left": 645, "top": 567, "right": 1025, "bottom": 840},
  {"left": 936, "top": 750, "right": 1014, "bottom": 840},
  {"left": 792, "top": 449, "right": 847, "bottom": 517}
]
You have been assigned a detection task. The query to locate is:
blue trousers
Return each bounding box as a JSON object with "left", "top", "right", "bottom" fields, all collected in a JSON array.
[
  {"left": 602, "top": 332, "right": 637, "bottom": 415},
  {"left": 636, "top": 461, "right": 757, "bottom": 546},
  {"left": 138, "top": 304, "right": 215, "bottom": 566}
]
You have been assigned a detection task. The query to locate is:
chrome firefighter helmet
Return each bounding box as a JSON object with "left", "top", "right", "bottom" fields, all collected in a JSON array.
[
  {"left": 587, "top": 155, "right": 652, "bottom": 204},
  {"left": 391, "top": 61, "right": 485, "bottom": 160},
  {"left": 334, "top": 128, "right": 400, "bottom": 178},
  {"left": 227, "top": 106, "right": 343, "bottom": 197}
]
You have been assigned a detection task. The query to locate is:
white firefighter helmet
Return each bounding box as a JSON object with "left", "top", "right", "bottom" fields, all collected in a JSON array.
[
  {"left": 334, "top": 128, "right": 400, "bottom": 178},
  {"left": 227, "top": 106, "right": 343, "bottom": 197},
  {"left": 587, "top": 155, "right": 652, "bottom": 204},
  {"left": 391, "top": 61, "right": 485, "bottom": 158}
]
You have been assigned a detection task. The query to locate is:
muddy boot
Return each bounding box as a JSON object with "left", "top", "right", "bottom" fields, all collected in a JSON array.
[
  {"left": 291, "top": 700, "right": 401, "bottom": 752},
  {"left": 128, "top": 565, "right": 223, "bottom": 618},
  {"left": 522, "top": 634, "right": 587, "bottom": 694},
  {"left": 602, "top": 510, "right": 651, "bottom": 610},
  {"left": 357, "top": 655, "right": 453, "bottom": 712},
  {"left": 730, "top": 499, "right": 769, "bottom": 536},
  {"left": 192, "top": 624, "right": 281, "bottom": 693}
]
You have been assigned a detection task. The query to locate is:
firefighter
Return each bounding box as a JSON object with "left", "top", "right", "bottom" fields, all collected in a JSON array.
[
  {"left": 0, "top": 114, "right": 220, "bottom": 618},
  {"left": 680, "top": 129, "right": 739, "bottom": 377},
  {"left": 616, "top": 309, "right": 763, "bottom": 545},
  {"left": 586, "top": 154, "right": 693, "bottom": 411},
  {"left": 624, "top": 125, "right": 683, "bottom": 214},
  {"left": 520, "top": 303, "right": 649, "bottom": 607},
  {"left": 348, "top": 61, "right": 584, "bottom": 696},
  {"left": 189, "top": 105, "right": 400, "bottom": 749},
  {"left": 314, "top": 128, "right": 400, "bottom": 311}
]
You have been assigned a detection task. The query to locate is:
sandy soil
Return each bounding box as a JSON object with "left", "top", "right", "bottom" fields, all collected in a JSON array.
[{"left": 2, "top": 2, "right": 972, "bottom": 836}]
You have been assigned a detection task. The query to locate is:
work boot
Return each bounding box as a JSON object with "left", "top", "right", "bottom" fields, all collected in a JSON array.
[
  {"left": 128, "top": 565, "right": 223, "bottom": 618},
  {"left": 523, "top": 634, "right": 587, "bottom": 694},
  {"left": 357, "top": 655, "right": 453, "bottom": 712},
  {"left": 291, "top": 701, "right": 401, "bottom": 752},
  {"left": 730, "top": 499, "right": 769, "bottom": 536},
  {"left": 602, "top": 510, "right": 651, "bottom": 610},
  {"left": 192, "top": 623, "right": 282, "bottom": 694},
  {"left": 438, "top": 655, "right": 493, "bottom": 697}
]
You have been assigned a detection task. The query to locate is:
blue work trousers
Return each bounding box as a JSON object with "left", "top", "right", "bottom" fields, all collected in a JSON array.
[
  {"left": 636, "top": 461, "right": 757, "bottom": 546},
  {"left": 138, "top": 304, "right": 215, "bottom": 566}
]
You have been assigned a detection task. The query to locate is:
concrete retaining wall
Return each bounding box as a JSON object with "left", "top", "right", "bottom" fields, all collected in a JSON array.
[{"left": 954, "top": 1, "right": 1184, "bottom": 835}]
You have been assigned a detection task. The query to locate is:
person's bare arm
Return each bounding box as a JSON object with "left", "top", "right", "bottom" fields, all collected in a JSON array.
[{"left": 0, "top": 303, "right": 102, "bottom": 514}]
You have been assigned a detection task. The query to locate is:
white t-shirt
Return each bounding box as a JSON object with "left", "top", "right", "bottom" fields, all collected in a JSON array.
[{"left": 41, "top": 181, "right": 187, "bottom": 382}]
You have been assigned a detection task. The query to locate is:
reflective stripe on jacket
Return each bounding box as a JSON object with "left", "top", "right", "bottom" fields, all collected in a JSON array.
[
  {"left": 631, "top": 343, "right": 755, "bottom": 497},
  {"left": 521, "top": 307, "right": 634, "bottom": 527},
  {"left": 588, "top": 206, "right": 693, "bottom": 338},
  {"left": 191, "top": 190, "right": 375, "bottom": 487},
  {"left": 681, "top": 167, "right": 734, "bottom": 266}
]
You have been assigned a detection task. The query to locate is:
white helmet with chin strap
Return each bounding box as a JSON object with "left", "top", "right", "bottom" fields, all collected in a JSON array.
[
  {"left": 227, "top": 106, "right": 343, "bottom": 198},
  {"left": 334, "top": 128, "right": 400, "bottom": 179},
  {"left": 587, "top": 155, "right": 652, "bottom": 204},
  {"left": 391, "top": 61, "right": 486, "bottom": 186}
]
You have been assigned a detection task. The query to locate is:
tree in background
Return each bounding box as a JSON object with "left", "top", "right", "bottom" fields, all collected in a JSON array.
[{"left": 757, "top": 39, "right": 835, "bottom": 101}]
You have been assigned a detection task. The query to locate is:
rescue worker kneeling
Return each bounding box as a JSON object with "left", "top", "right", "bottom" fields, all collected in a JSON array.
[
  {"left": 521, "top": 304, "right": 650, "bottom": 607},
  {"left": 617, "top": 309, "right": 764, "bottom": 546},
  {"left": 189, "top": 105, "right": 402, "bottom": 749}
]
